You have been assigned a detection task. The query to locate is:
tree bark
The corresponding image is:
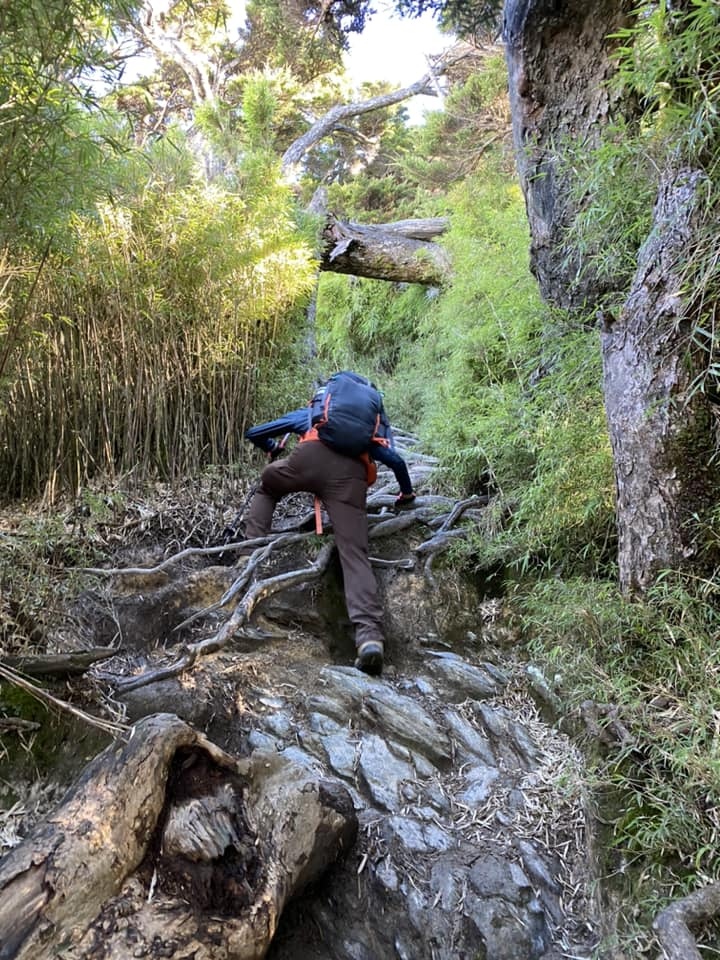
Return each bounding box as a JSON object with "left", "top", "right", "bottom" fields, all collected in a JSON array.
[
  {"left": 601, "top": 169, "right": 718, "bottom": 593},
  {"left": 504, "top": 0, "right": 633, "bottom": 308},
  {"left": 504, "top": 0, "right": 719, "bottom": 592},
  {"left": 0, "top": 713, "right": 357, "bottom": 960},
  {"left": 653, "top": 881, "right": 720, "bottom": 960}
]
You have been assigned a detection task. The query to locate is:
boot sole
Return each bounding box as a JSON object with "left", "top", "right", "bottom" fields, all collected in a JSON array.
[{"left": 355, "top": 642, "right": 384, "bottom": 676}]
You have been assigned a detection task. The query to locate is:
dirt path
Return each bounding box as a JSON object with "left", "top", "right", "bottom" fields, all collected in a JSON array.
[{"left": 0, "top": 438, "right": 600, "bottom": 959}]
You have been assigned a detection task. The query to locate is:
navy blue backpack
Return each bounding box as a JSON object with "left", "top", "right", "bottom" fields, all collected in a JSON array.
[{"left": 310, "top": 371, "right": 384, "bottom": 458}]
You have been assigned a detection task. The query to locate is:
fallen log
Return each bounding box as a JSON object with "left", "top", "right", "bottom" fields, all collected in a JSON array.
[
  {"left": 2, "top": 646, "right": 117, "bottom": 678},
  {"left": 320, "top": 215, "right": 450, "bottom": 286},
  {"left": 0, "top": 712, "right": 357, "bottom": 960}
]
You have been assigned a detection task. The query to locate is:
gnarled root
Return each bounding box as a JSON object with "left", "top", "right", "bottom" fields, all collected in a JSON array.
[{"left": 653, "top": 881, "right": 720, "bottom": 960}]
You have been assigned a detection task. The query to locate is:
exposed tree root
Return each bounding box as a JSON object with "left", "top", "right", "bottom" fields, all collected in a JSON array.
[
  {"left": 414, "top": 498, "right": 487, "bottom": 586},
  {"left": 81, "top": 465, "right": 489, "bottom": 697},
  {"left": 654, "top": 881, "right": 720, "bottom": 960},
  {"left": 81, "top": 534, "right": 308, "bottom": 577},
  {"left": 114, "top": 541, "right": 335, "bottom": 694},
  {"left": 437, "top": 495, "right": 489, "bottom": 532}
]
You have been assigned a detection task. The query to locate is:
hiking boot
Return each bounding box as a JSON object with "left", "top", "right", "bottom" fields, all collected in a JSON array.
[{"left": 355, "top": 640, "right": 384, "bottom": 677}]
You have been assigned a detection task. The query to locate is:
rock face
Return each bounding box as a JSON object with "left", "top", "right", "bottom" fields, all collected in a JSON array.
[
  {"left": 234, "top": 640, "right": 595, "bottom": 960},
  {"left": 96, "top": 559, "right": 597, "bottom": 958}
]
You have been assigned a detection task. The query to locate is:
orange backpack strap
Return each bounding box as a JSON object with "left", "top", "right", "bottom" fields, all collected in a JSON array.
[
  {"left": 359, "top": 451, "right": 377, "bottom": 486},
  {"left": 314, "top": 496, "right": 324, "bottom": 534}
]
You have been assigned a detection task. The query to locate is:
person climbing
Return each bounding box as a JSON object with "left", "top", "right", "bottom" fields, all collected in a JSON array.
[{"left": 242, "top": 371, "right": 417, "bottom": 677}]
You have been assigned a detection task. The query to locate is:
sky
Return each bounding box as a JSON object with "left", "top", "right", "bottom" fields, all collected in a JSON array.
[
  {"left": 344, "top": 5, "right": 449, "bottom": 85},
  {"left": 344, "top": 5, "right": 452, "bottom": 123},
  {"left": 224, "top": 1, "right": 452, "bottom": 125},
  {"left": 224, "top": 1, "right": 449, "bottom": 84},
  {"left": 126, "top": 2, "right": 452, "bottom": 124}
]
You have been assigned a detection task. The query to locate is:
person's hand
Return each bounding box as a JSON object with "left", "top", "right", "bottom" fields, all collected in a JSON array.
[
  {"left": 395, "top": 491, "right": 416, "bottom": 507},
  {"left": 266, "top": 433, "right": 291, "bottom": 462}
]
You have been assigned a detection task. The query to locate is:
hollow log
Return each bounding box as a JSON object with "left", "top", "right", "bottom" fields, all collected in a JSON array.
[{"left": 0, "top": 712, "right": 357, "bottom": 960}]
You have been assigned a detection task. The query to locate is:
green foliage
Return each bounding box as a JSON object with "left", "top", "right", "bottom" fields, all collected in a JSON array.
[
  {"left": 519, "top": 573, "right": 720, "bottom": 946},
  {"left": 402, "top": 54, "right": 511, "bottom": 189},
  {"left": 241, "top": 73, "right": 280, "bottom": 151},
  {"left": 326, "top": 172, "right": 416, "bottom": 219},
  {"left": 565, "top": 1, "right": 720, "bottom": 304},
  {"left": 318, "top": 86, "right": 417, "bottom": 216},
  {"left": 611, "top": 0, "right": 720, "bottom": 163},
  {"left": 0, "top": 503, "right": 111, "bottom": 657},
  {"left": 393, "top": 0, "right": 503, "bottom": 40},
  {"left": 0, "top": 0, "right": 137, "bottom": 244},
  {"left": 239, "top": 0, "right": 371, "bottom": 80},
  {"left": 196, "top": 67, "right": 308, "bottom": 168},
  {"left": 562, "top": 123, "right": 657, "bottom": 300},
  {"left": 399, "top": 166, "right": 614, "bottom": 571},
  {"left": 598, "top": 1, "right": 720, "bottom": 434},
  {"left": 0, "top": 150, "right": 316, "bottom": 498},
  {"left": 318, "top": 156, "right": 615, "bottom": 574},
  {"left": 316, "top": 275, "right": 431, "bottom": 375}
]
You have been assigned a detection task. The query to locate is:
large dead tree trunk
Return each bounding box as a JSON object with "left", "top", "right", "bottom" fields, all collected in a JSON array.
[
  {"left": 504, "top": 0, "right": 719, "bottom": 592},
  {"left": 0, "top": 713, "right": 356, "bottom": 960},
  {"left": 504, "top": 0, "right": 632, "bottom": 308}
]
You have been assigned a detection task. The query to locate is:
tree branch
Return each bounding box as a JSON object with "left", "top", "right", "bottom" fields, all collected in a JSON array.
[{"left": 281, "top": 73, "right": 439, "bottom": 180}]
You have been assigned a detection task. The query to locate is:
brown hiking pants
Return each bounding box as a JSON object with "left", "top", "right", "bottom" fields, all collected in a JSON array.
[{"left": 244, "top": 440, "right": 384, "bottom": 649}]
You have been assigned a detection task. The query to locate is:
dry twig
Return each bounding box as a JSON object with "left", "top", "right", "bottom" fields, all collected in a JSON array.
[{"left": 0, "top": 662, "right": 129, "bottom": 737}]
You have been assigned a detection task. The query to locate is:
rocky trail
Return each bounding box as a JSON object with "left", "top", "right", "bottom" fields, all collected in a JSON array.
[{"left": 0, "top": 437, "right": 600, "bottom": 959}]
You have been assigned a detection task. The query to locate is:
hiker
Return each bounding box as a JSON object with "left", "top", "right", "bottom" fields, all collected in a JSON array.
[{"left": 243, "top": 372, "right": 416, "bottom": 676}]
